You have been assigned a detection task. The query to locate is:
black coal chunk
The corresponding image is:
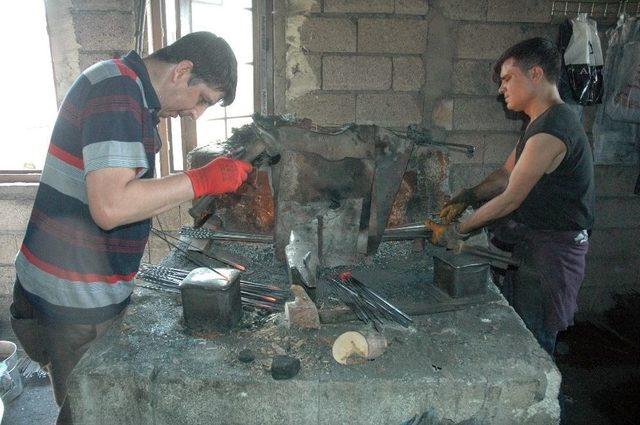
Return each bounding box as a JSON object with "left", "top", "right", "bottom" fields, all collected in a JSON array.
[
  {"left": 238, "top": 349, "right": 255, "bottom": 363},
  {"left": 271, "top": 355, "right": 300, "bottom": 380}
]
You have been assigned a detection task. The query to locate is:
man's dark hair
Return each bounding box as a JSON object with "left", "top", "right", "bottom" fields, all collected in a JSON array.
[
  {"left": 149, "top": 31, "right": 237, "bottom": 106},
  {"left": 493, "top": 37, "right": 561, "bottom": 85}
]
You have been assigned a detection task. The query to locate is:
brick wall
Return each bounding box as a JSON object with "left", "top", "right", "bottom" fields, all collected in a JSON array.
[{"left": 279, "top": 0, "right": 427, "bottom": 127}]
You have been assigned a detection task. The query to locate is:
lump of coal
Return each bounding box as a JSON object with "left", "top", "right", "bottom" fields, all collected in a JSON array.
[
  {"left": 271, "top": 355, "right": 300, "bottom": 380},
  {"left": 238, "top": 349, "right": 255, "bottom": 363}
]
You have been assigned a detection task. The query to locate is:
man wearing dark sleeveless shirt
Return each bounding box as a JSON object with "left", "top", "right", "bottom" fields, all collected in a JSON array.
[{"left": 426, "top": 38, "right": 595, "bottom": 355}]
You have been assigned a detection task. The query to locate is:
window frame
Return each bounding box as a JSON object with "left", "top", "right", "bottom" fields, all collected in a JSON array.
[{"left": 148, "top": 0, "right": 274, "bottom": 176}]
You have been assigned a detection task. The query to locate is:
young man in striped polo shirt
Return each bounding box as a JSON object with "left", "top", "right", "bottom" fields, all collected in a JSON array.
[{"left": 10, "top": 31, "right": 251, "bottom": 423}]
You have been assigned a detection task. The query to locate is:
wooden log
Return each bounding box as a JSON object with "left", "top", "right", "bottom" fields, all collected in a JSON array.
[{"left": 331, "top": 331, "right": 388, "bottom": 365}]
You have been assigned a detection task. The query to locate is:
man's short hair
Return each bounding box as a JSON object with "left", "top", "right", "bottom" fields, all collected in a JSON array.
[
  {"left": 493, "top": 37, "right": 561, "bottom": 85},
  {"left": 149, "top": 31, "right": 237, "bottom": 106}
]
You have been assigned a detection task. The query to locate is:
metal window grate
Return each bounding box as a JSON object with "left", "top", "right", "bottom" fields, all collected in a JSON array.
[{"left": 551, "top": 1, "right": 640, "bottom": 17}]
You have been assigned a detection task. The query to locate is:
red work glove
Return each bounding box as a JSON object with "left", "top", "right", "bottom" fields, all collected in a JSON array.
[{"left": 184, "top": 157, "right": 253, "bottom": 198}]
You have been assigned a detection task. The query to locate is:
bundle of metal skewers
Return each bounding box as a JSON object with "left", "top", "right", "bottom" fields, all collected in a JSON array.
[
  {"left": 326, "top": 272, "right": 413, "bottom": 330},
  {"left": 136, "top": 263, "right": 290, "bottom": 311}
]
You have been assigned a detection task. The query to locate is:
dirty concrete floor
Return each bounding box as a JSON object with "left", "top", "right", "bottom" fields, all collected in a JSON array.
[
  {"left": 0, "top": 293, "right": 638, "bottom": 424},
  {"left": 0, "top": 296, "right": 57, "bottom": 425}
]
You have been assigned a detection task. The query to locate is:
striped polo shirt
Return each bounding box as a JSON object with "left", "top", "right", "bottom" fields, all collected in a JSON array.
[{"left": 15, "top": 51, "right": 161, "bottom": 324}]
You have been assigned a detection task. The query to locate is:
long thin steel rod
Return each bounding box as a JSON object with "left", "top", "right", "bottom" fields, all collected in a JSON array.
[
  {"left": 154, "top": 228, "right": 245, "bottom": 270},
  {"left": 149, "top": 228, "right": 229, "bottom": 280}
]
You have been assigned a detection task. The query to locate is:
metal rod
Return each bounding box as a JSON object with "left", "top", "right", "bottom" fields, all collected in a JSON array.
[{"left": 347, "top": 276, "right": 413, "bottom": 325}]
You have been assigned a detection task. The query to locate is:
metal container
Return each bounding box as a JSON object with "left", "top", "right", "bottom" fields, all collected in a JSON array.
[
  {"left": 0, "top": 340, "right": 24, "bottom": 404},
  {"left": 180, "top": 267, "right": 243, "bottom": 332},
  {"left": 433, "top": 252, "right": 489, "bottom": 298}
]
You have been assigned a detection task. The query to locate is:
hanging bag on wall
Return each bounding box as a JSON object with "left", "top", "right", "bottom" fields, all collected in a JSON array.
[
  {"left": 605, "top": 16, "right": 640, "bottom": 123},
  {"left": 561, "top": 13, "right": 604, "bottom": 105}
]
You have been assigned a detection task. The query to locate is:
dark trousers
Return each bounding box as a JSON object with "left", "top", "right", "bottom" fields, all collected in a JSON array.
[
  {"left": 9, "top": 279, "right": 121, "bottom": 424},
  {"left": 490, "top": 220, "right": 589, "bottom": 355}
]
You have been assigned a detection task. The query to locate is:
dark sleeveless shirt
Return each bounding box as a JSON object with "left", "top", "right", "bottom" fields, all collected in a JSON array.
[{"left": 514, "top": 103, "right": 595, "bottom": 231}]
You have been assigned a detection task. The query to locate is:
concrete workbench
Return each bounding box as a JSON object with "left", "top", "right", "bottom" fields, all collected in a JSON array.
[{"left": 66, "top": 282, "right": 560, "bottom": 424}]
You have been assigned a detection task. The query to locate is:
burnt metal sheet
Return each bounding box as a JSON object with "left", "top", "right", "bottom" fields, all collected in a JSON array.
[
  {"left": 367, "top": 127, "right": 414, "bottom": 254},
  {"left": 275, "top": 198, "right": 366, "bottom": 267},
  {"left": 274, "top": 149, "right": 373, "bottom": 264}
]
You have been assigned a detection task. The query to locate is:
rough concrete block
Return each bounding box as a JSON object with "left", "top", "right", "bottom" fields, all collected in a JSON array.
[
  {"left": 287, "top": 53, "right": 321, "bottom": 98},
  {"left": 356, "top": 93, "right": 422, "bottom": 127},
  {"left": 71, "top": 0, "right": 133, "bottom": 11},
  {"left": 457, "top": 23, "right": 558, "bottom": 60},
  {"left": 287, "top": 92, "right": 356, "bottom": 125},
  {"left": 393, "top": 56, "right": 425, "bottom": 91},
  {"left": 288, "top": 0, "right": 322, "bottom": 13},
  {"left": 453, "top": 60, "right": 497, "bottom": 96},
  {"left": 0, "top": 235, "right": 19, "bottom": 265},
  {"left": 582, "top": 256, "right": 640, "bottom": 290},
  {"left": 0, "top": 199, "right": 33, "bottom": 232},
  {"left": 454, "top": 97, "right": 522, "bottom": 131},
  {"left": 325, "top": 0, "right": 394, "bottom": 13},
  {"left": 0, "top": 267, "right": 15, "bottom": 297},
  {"left": 433, "top": 0, "right": 488, "bottom": 21},
  {"left": 594, "top": 197, "right": 640, "bottom": 229},
  {"left": 432, "top": 98, "right": 454, "bottom": 130},
  {"left": 395, "top": 0, "right": 429, "bottom": 15},
  {"left": 299, "top": 17, "right": 357, "bottom": 53},
  {"left": 594, "top": 165, "right": 639, "bottom": 196},
  {"left": 483, "top": 132, "right": 519, "bottom": 165},
  {"left": 587, "top": 228, "right": 640, "bottom": 259},
  {"left": 448, "top": 164, "right": 490, "bottom": 191},
  {"left": 445, "top": 133, "right": 485, "bottom": 165},
  {"left": 285, "top": 285, "right": 320, "bottom": 329},
  {"left": 73, "top": 11, "right": 135, "bottom": 52},
  {"left": 487, "top": 0, "right": 551, "bottom": 23},
  {"left": 323, "top": 56, "right": 392, "bottom": 90},
  {"left": 358, "top": 18, "right": 427, "bottom": 54}
]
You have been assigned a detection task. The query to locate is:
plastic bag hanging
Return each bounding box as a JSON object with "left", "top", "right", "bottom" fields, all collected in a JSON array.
[
  {"left": 604, "top": 15, "right": 640, "bottom": 123},
  {"left": 560, "top": 13, "right": 604, "bottom": 105}
]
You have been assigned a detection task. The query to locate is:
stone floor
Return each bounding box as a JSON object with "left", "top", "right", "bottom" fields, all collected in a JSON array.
[{"left": 1, "top": 293, "right": 639, "bottom": 424}]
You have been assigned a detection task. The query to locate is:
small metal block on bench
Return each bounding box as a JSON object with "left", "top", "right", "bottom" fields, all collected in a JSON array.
[
  {"left": 180, "top": 267, "right": 243, "bottom": 332},
  {"left": 433, "top": 251, "right": 489, "bottom": 298}
]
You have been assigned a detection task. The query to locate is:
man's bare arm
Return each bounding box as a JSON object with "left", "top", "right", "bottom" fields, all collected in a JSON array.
[
  {"left": 86, "top": 168, "right": 195, "bottom": 231},
  {"left": 467, "top": 147, "right": 516, "bottom": 203},
  {"left": 458, "top": 133, "right": 566, "bottom": 233}
]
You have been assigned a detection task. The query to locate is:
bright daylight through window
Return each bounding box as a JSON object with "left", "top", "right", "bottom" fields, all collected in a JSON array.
[
  {"left": 0, "top": 1, "right": 58, "bottom": 174},
  {"left": 166, "top": 0, "right": 254, "bottom": 171}
]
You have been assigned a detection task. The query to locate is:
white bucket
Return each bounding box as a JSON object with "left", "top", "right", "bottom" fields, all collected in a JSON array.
[{"left": 0, "top": 341, "right": 24, "bottom": 403}]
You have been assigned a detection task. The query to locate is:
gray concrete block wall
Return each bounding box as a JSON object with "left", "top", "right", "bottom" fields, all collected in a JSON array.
[
  {"left": 284, "top": 0, "right": 428, "bottom": 128},
  {"left": 0, "top": 186, "right": 37, "bottom": 296},
  {"left": 45, "top": 0, "right": 137, "bottom": 104}
]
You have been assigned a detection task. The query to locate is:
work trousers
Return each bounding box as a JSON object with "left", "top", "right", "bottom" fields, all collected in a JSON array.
[
  {"left": 490, "top": 220, "right": 589, "bottom": 355},
  {"left": 9, "top": 279, "right": 121, "bottom": 424}
]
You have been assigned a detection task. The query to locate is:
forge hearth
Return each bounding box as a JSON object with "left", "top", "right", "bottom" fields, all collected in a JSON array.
[
  {"left": 65, "top": 119, "right": 560, "bottom": 424},
  {"left": 67, "top": 240, "right": 560, "bottom": 424}
]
